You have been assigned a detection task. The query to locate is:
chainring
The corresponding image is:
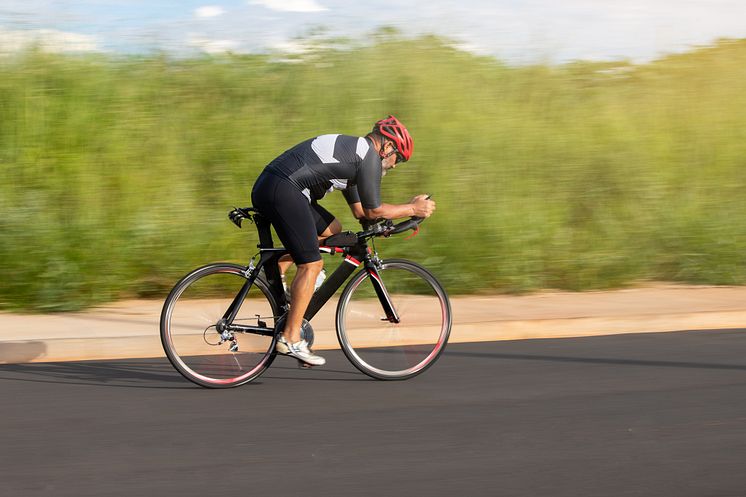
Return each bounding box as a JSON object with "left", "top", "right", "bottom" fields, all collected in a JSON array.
[{"left": 273, "top": 314, "right": 315, "bottom": 347}]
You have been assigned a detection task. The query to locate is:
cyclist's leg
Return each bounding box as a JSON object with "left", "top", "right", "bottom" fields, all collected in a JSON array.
[
  {"left": 278, "top": 256, "right": 294, "bottom": 290},
  {"left": 279, "top": 202, "right": 337, "bottom": 342},
  {"left": 278, "top": 202, "right": 341, "bottom": 283},
  {"left": 252, "top": 173, "right": 317, "bottom": 282},
  {"left": 252, "top": 176, "right": 326, "bottom": 364},
  {"left": 286, "top": 259, "right": 323, "bottom": 343},
  {"left": 312, "top": 202, "right": 342, "bottom": 239}
]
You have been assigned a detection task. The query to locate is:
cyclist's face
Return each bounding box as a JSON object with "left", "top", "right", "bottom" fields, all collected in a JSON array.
[{"left": 381, "top": 142, "right": 399, "bottom": 172}]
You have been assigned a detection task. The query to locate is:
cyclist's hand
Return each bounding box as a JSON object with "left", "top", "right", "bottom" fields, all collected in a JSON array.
[{"left": 412, "top": 196, "right": 435, "bottom": 218}]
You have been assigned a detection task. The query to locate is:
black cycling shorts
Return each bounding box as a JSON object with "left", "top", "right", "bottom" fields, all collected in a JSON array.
[
  {"left": 310, "top": 201, "right": 335, "bottom": 235},
  {"left": 251, "top": 171, "right": 335, "bottom": 264}
]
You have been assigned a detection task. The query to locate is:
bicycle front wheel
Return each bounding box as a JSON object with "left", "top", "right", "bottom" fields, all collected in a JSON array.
[
  {"left": 336, "top": 259, "right": 452, "bottom": 380},
  {"left": 160, "top": 263, "right": 279, "bottom": 388}
]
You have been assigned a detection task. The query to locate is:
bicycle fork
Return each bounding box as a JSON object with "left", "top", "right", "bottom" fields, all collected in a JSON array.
[{"left": 366, "top": 265, "right": 401, "bottom": 324}]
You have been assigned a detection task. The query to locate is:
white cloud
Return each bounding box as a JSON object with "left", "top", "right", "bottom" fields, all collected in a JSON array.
[
  {"left": 394, "top": 0, "right": 746, "bottom": 63},
  {"left": 188, "top": 36, "right": 239, "bottom": 54},
  {"left": 249, "top": 0, "right": 327, "bottom": 13},
  {"left": 0, "top": 29, "right": 99, "bottom": 54},
  {"left": 195, "top": 6, "right": 225, "bottom": 18}
]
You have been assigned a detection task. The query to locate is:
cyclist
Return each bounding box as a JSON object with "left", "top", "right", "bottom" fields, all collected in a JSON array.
[{"left": 251, "top": 115, "right": 435, "bottom": 366}]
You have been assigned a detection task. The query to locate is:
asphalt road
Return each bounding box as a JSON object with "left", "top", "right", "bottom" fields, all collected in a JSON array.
[{"left": 2, "top": 329, "right": 746, "bottom": 497}]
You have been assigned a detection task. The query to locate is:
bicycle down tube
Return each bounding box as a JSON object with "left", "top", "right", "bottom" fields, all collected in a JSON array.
[{"left": 303, "top": 244, "right": 399, "bottom": 324}]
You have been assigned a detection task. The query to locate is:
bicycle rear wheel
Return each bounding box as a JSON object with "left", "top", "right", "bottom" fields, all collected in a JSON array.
[
  {"left": 160, "top": 263, "right": 279, "bottom": 388},
  {"left": 336, "top": 259, "right": 451, "bottom": 380}
]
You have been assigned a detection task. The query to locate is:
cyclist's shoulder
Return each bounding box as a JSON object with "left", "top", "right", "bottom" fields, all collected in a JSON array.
[
  {"left": 313, "top": 133, "right": 368, "bottom": 147},
  {"left": 307, "top": 134, "right": 372, "bottom": 163},
  {"left": 291, "top": 133, "right": 369, "bottom": 151},
  {"left": 337, "top": 134, "right": 374, "bottom": 160}
]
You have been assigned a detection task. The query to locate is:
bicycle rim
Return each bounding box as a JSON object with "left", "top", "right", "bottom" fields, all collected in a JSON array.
[
  {"left": 160, "top": 264, "right": 278, "bottom": 388},
  {"left": 336, "top": 259, "right": 451, "bottom": 380}
]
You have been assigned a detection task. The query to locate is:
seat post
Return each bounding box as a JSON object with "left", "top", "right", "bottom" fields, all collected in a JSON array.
[
  {"left": 253, "top": 213, "right": 274, "bottom": 249},
  {"left": 251, "top": 210, "right": 285, "bottom": 304}
]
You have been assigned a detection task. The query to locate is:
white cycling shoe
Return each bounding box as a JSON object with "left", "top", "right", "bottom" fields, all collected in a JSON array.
[{"left": 276, "top": 336, "right": 326, "bottom": 366}]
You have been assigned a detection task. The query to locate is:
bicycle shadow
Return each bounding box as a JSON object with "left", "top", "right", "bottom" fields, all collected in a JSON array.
[
  {"left": 0, "top": 355, "right": 368, "bottom": 389},
  {"left": 264, "top": 362, "right": 369, "bottom": 382},
  {"left": 0, "top": 358, "right": 197, "bottom": 389}
]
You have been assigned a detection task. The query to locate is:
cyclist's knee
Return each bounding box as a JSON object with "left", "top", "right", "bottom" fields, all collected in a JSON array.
[
  {"left": 319, "top": 218, "right": 342, "bottom": 238},
  {"left": 297, "top": 259, "right": 324, "bottom": 272},
  {"left": 329, "top": 218, "right": 342, "bottom": 235}
]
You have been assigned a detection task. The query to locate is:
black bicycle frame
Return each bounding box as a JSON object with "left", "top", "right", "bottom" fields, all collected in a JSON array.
[
  {"left": 222, "top": 212, "right": 400, "bottom": 336},
  {"left": 303, "top": 242, "right": 399, "bottom": 323}
]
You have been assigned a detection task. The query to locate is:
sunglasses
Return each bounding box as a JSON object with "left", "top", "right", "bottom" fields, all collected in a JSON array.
[{"left": 383, "top": 147, "right": 406, "bottom": 164}]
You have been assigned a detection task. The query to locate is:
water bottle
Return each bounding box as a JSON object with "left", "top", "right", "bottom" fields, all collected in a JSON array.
[{"left": 314, "top": 269, "right": 326, "bottom": 291}]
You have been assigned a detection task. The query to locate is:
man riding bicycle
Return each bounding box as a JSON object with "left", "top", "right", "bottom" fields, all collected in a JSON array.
[{"left": 251, "top": 115, "right": 435, "bottom": 366}]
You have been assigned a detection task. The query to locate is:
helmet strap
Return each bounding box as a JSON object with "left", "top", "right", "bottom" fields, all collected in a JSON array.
[{"left": 377, "top": 136, "right": 388, "bottom": 159}]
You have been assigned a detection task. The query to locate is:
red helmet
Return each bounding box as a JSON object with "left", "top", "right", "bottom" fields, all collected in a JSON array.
[{"left": 373, "top": 115, "right": 413, "bottom": 162}]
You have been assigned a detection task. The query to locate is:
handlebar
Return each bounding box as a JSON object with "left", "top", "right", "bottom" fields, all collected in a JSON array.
[{"left": 357, "top": 216, "right": 425, "bottom": 239}]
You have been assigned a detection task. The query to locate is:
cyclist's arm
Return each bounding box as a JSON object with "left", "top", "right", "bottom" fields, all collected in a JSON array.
[
  {"left": 347, "top": 202, "right": 366, "bottom": 219},
  {"left": 342, "top": 185, "right": 364, "bottom": 219},
  {"left": 355, "top": 145, "right": 434, "bottom": 220},
  {"left": 363, "top": 203, "right": 415, "bottom": 220},
  {"left": 364, "top": 197, "right": 435, "bottom": 220},
  {"left": 355, "top": 155, "right": 419, "bottom": 219}
]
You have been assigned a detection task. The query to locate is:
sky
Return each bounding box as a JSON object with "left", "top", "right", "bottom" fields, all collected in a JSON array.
[{"left": 1, "top": 0, "right": 746, "bottom": 63}]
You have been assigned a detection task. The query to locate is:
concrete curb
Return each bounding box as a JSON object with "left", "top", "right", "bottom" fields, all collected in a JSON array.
[{"left": 2, "top": 309, "right": 745, "bottom": 364}]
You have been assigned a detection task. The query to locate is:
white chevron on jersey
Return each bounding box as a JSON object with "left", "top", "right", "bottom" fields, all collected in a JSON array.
[
  {"left": 330, "top": 178, "right": 348, "bottom": 190},
  {"left": 311, "top": 134, "right": 340, "bottom": 164},
  {"left": 356, "top": 136, "right": 370, "bottom": 160}
]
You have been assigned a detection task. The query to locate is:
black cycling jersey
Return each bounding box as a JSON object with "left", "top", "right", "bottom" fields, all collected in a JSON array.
[
  {"left": 266, "top": 134, "right": 382, "bottom": 209},
  {"left": 308, "top": 178, "right": 360, "bottom": 204},
  {"left": 252, "top": 133, "right": 383, "bottom": 265}
]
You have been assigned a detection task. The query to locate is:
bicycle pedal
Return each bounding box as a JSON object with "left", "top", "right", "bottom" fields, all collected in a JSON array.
[{"left": 297, "top": 360, "right": 314, "bottom": 369}]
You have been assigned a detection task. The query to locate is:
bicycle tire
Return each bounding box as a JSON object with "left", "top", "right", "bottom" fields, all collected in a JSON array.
[
  {"left": 336, "top": 259, "right": 451, "bottom": 380},
  {"left": 160, "top": 263, "right": 280, "bottom": 388}
]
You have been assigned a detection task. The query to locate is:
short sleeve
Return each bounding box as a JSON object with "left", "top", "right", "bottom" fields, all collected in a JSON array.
[
  {"left": 342, "top": 184, "right": 361, "bottom": 205},
  {"left": 355, "top": 146, "right": 382, "bottom": 209}
]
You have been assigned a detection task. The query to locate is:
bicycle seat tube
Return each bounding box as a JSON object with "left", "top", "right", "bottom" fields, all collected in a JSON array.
[{"left": 254, "top": 213, "right": 285, "bottom": 301}]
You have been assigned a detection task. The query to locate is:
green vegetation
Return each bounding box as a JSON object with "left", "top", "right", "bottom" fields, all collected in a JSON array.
[{"left": 3, "top": 36, "right": 746, "bottom": 311}]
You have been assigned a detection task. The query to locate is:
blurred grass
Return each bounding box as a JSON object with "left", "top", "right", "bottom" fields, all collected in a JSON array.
[{"left": 2, "top": 35, "right": 746, "bottom": 311}]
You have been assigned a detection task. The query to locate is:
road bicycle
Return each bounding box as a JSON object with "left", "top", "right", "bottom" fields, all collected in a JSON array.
[{"left": 160, "top": 206, "right": 452, "bottom": 388}]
